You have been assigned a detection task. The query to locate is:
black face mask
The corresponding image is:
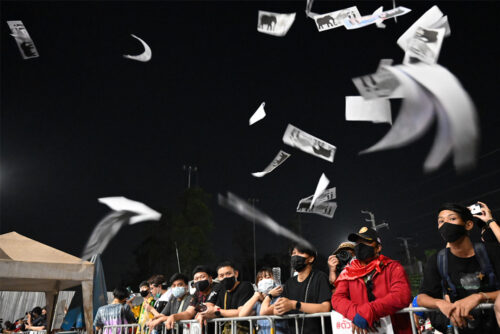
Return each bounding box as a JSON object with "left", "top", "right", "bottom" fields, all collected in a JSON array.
[
  {"left": 482, "top": 228, "right": 497, "bottom": 243},
  {"left": 139, "top": 290, "right": 149, "bottom": 298},
  {"left": 439, "top": 222, "right": 467, "bottom": 243},
  {"left": 291, "top": 255, "right": 308, "bottom": 272},
  {"left": 222, "top": 276, "right": 236, "bottom": 290},
  {"left": 354, "top": 243, "right": 376, "bottom": 261},
  {"left": 194, "top": 279, "right": 210, "bottom": 292}
]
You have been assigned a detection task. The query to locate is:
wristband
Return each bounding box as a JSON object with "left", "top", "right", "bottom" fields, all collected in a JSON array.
[
  {"left": 486, "top": 219, "right": 496, "bottom": 227},
  {"left": 479, "top": 292, "right": 490, "bottom": 303},
  {"left": 295, "top": 301, "right": 301, "bottom": 310}
]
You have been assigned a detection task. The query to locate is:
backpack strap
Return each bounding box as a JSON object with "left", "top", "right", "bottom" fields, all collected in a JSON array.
[
  {"left": 473, "top": 242, "right": 500, "bottom": 291},
  {"left": 436, "top": 248, "right": 458, "bottom": 299}
]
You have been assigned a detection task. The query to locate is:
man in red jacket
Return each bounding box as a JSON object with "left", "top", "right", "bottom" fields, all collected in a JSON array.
[{"left": 331, "top": 226, "right": 413, "bottom": 334}]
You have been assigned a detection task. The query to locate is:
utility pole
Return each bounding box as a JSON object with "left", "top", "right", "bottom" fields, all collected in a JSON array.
[
  {"left": 397, "top": 237, "right": 413, "bottom": 274},
  {"left": 361, "top": 210, "right": 389, "bottom": 231},
  {"left": 248, "top": 198, "right": 259, "bottom": 281},
  {"left": 182, "top": 165, "right": 198, "bottom": 188}
]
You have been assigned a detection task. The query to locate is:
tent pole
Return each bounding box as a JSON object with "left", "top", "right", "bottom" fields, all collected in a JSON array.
[{"left": 82, "top": 280, "right": 94, "bottom": 334}]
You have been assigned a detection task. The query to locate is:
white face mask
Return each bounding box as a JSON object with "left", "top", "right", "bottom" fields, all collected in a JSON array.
[{"left": 257, "top": 278, "right": 275, "bottom": 294}]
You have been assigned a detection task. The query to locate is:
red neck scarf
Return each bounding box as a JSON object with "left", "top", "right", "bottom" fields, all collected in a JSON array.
[{"left": 337, "top": 254, "right": 391, "bottom": 282}]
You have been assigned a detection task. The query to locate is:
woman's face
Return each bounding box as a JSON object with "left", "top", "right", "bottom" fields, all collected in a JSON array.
[
  {"left": 256, "top": 271, "right": 273, "bottom": 284},
  {"left": 437, "top": 210, "right": 465, "bottom": 228}
]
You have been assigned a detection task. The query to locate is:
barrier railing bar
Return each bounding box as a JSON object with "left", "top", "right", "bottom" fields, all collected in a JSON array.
[{"left": 99, "top": 304, "right": 495, "bottom": 334}]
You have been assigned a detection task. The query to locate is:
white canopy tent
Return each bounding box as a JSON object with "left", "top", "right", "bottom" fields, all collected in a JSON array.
[{"left": 0, "top": 232, "right": 94, "bottom": 334}]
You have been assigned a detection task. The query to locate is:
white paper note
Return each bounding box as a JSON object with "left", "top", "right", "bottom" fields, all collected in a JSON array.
[
  {"left": 282, "top": 124, "right": 336, "bottom": 162},
  {"left": 257, "top": 11, "right": 296, "bottom": 37},
  {"left": 249, "top": 102, "right": 266, "bottom": 125},
  {"left": 252, "top": 150, "right": 290, "bottom": 177},
  {"left": 98, "top": 196, "right": 162, "bottom": 225},
  {"left": 345, "top": 96, "right": 392, "bottom": 124}
]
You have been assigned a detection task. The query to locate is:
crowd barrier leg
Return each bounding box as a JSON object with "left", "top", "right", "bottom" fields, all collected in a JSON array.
[
  {"left": 320, "top": 314, "right": 325, "bottom": 334},
  {"left": 408, "top": 310, "right": 417, "bottom": 334},
  {"left": 248, "top": 320, "right": 253, "bottom": 333}
]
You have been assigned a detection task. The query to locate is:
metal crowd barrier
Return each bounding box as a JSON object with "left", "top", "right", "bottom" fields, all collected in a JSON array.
[{"left": 98, "top": 304, "right": 495, "bottom": 334}]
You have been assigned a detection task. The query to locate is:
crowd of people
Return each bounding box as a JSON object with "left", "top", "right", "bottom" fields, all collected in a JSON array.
[
  {"left": 92, "top": 201, "right": 500, "bottom": 334},
  {"left": 5, "top": 201, "right": 498, "bottom": 334},
  {"left": 1, "top": 307, "right": 47, "bottom": 333}
]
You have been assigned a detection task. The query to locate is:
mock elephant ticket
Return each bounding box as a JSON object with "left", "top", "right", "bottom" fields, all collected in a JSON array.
[
  {"left": 257, "top": 11, "right": 296, "bottom": 37},
  {"left": 314, "top": 7, "right": 360, "bottom": 32}
]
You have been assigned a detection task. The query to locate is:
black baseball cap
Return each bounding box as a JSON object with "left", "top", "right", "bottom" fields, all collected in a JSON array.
[{"left": 348, "top": 226, "right": 381, "bottom": 244}]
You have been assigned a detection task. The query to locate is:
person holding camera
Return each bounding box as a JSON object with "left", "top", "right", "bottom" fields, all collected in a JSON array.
[
  {"left": 331, "top": 227, "right": 413, "bottom": 334},
  {"left": 418, "top": 203, "right": 500, "bottom": 333},
  {"left": 327, "top": 242, "right": 355, "bottom": 287}
]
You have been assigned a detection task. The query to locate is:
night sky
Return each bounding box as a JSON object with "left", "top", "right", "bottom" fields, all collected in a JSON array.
[{"left": 2, "top": 0, "right": 500, "bottom": 287}]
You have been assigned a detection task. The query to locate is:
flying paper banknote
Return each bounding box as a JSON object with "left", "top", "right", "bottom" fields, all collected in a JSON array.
[
  {"left": 345, "top": 96, "right": 392, "bottom": 124},
  {"left": 310, "top": 173, "right": 330, "bottom": 209},
  {"left": 314, "top": 7, "right": 360, "bottom": 32},
  {"left": 297, "top": 200, "right": 337, "bottom": 219},
  {"left": 252, "top": 150, "right": 290, "bottom": 177},
  {"left": 403, "top": 27, "right": 446, "bottom": 65},
  {"left": 397, "top": 6, "right": 450, "bottom": 51},
  {"left": 98, "top": 196, "right": 162, "bottom": 225},
  {"left": 343, "top": 6, "right": 411, "bottom": 30},
  {"left": 219, "top": 192, "right": 314, "bottom": 248},
  {"left": 352, "top": 68, "right": 401, "bottom": 100},
  {"left": 249, "top": 102, "right": 266, "bottom": 125},
  {"left": 299, "top": 187, "right": 337, "bottom": 204},
  {"left": 257, "top": 11, "right": 296, "bottom": 37},
  {"left": 7, "top": 20, "right": 39, "bottom": 59},
  {"left": 282, "top": 124, "right": 336, "bottom": 162}
]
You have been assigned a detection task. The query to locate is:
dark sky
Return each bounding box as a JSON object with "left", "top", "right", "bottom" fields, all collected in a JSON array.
[{"left": 2, "top": 0, "right": 500, "bottom": 286}]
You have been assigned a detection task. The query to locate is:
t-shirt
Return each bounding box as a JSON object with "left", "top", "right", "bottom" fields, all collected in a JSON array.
[
  {"left": 252, "top": 299, "right": 288, "bottom": 334},
  {"left": 154, "top": 290, "right": 171, "bottom": 312},
  {"left": 161, "top": 294, "right": 193, "bottom": 316},
  {"left": 281, "top": 269, "right": 332, "bottom": 334},
  {"left": 215, "top": 281, "right": 254, "bottom": 310},
  {"left": 419, "top": 245, "right": 500, "bottom": 334},
  {"left": 31, "top": 315, "right": 46, "bottom": 328},
  {"left": 94, "top": 303, "right": 136, "bottom": 334},
  {"left": 189, "top": 284, "right": 220, "bottom": 310}
]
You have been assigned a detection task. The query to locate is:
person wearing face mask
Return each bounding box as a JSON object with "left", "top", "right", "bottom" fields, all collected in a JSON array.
[
  {"left": 147, "top": 273, "right": 193, "bottom": 333},
  {"left": 198, "top": 261, "right": 254, "bottom": 334},
  {"left": 274, "top": 244, "right": 332, "bottom": 334},
  {"left": 149, "top": 274, "right": 171, "bottom": 314},
  {"left": 164, "top": 265, "right": 219, "bottom": 331},
  {"left": 331, "top": 227, "right": 412, "bottom": 334},
  {"left": 418, "top": 203, "right": 500, "bottom": 334},
  {"left": 136, "top": 281, "right": 155, "bottom": 334},
  {"left": 238, "top": 267, "right": 288, "bottom": 334}
]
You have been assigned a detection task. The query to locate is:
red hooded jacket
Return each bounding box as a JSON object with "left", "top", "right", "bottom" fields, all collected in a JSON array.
[{"left": 331, "top": 255, "right": 413, "bottom": 334}]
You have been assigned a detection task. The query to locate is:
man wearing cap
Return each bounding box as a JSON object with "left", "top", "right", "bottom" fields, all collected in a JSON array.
[
  {"left": 331, "top": 227, "right": 412, "bottom": 334},
  {"left": 328, "top": 242, "right": 355, "bottom": 286}
]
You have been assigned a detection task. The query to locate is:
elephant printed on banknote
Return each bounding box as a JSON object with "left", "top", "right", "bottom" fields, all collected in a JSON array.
[
  {"left": 316, "top": 15, "right": 335, "bottom": 29},
  {"left": 260, "top": 14, "right": 277, "bottom": 30}
]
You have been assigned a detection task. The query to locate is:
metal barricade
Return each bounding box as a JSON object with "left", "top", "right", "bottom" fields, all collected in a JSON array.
[
  {"left": 99, "top": 304, "right": 495, "bottom": 334},
  {"left": 101, "top": 323, "right": 140, "bottom": 334}
]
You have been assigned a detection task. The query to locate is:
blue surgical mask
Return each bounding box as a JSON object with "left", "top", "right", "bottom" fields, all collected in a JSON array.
[{"left": 172, "top": 286, "right": 186, "bottom": 298}]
